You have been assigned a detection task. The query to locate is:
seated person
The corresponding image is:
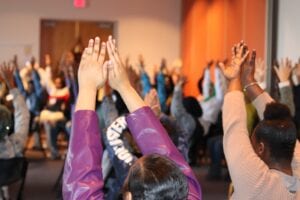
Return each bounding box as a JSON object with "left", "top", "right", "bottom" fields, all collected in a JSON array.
[
  {"left": 63, "top": 36, "right": 202, "bottom": 199},
  {"left": 40, "top": 73, "right": 70, "bottom": 159},
  {"left": 221, "top": 41, "right": 300, "bottom": 199}
]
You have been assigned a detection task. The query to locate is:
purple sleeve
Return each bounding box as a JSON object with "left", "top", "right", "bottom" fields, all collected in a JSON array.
[
  {"left": 63, "top": 110, "right": 104, "bottom": 200},
  {"left": 126, "top": 107, "right": 202, "bottom": 200}
]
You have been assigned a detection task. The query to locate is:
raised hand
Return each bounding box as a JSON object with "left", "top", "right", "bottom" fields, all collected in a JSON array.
[
  {"left": 106, "top": 35, "right": 146, "bottom": 112},
  {"left": 12, "top": 55, "right": 19, "bottom": 70},
  {"left": 255, "top": 58, "right": 266, "bottom": 83},
  {"left": 144, "top": 89, "right": 161, "bottom": 117},
  {"left": 241, "top": 50, "right": 257, "bottom": 87},
  {"left": 0, "top": 62, "right": 16, "bottom": 89},
  {"left": 176, "top": 75, "right": 187, "bottom": 87},
  {"left": 219, "top": 41, "right": 249, "bottom": 80},
  {"left": 160, "top": 58, "right": 167, "bottom": 73},
  {"left": 207, "top": 60, "right": 214, "bottom": 68},
  {"left": 106, "top": 36, "right": 131, "bottom": 92},
  {"left": 137, "top": 54, "right": 145, "bottom": 73},
  {"left": 78, "top": 37, "right": 107, "bottom": 91},
  {"left": 274, "top": 58, "right": 293, "bottom": 82},
  {"left": 75, "top": 37, "right": 107, "bottom": 111},
  {"left": 294, "top": 59, "right": 300, "bottom": 79}
]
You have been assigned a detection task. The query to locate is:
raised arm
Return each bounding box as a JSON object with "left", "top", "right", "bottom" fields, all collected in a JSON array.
[
  {"left": 156, "top": 71, "right": 167, "bottom": 112},
  {"left": 220, "top": 42, "right": 270, "bottom": 198},
  {"left": 31, "top": 68, "right": 44, "bottom": 98},
  {"left": 63, "top": 37, "right": 107, "bottom": 200},
  {"left": 202, "top": 66, "right": 211, "bottom": 99},
  {"left": 106, "top": 36, "right": 201, "bottom": 199},
  {"left": 170, "top": 78, "right": 196, "bottom": 134},
  {"left": 240, "top": 50, "right": 272, "bottom": 120},
  {"left": 274, "top": 58, "right": 295, "bottom": 116},
  {"left": 0, "top": 63, "right": 30, "bottom": 156},
  {"left": 214, "top": 65, "right": 226, "bottom": 101},
  {"left": 13, "top": 67, "right": 26, "bottom": 97},
  {"left": 138, "top": 55, "right": 152, "bottom": 97}
]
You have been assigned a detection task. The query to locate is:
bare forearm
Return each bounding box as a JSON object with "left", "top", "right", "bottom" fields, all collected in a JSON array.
[
  {"left": 118, "top": 85, "right": 146, "bottom": 113},
  {"left": 75, "top": 88, "right": 97, "bottom": 111},
  {"left": 227, "top": 78, "right": 242, "bottom": 93}
]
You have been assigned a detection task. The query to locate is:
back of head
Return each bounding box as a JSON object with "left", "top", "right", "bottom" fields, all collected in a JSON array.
[
  {"left": 123, "top": 154, "right": 188, "bottom": 200},
  {"left": 253, "top": 102, "right": 297, "bottom": 163},
  {"left": 0, "top": 105, "right": 13, "bottom": 141}
]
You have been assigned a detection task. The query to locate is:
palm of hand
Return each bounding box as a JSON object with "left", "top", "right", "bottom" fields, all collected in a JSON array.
[
  {"left": 106, "top": 36, "right": 131, "bottom": 91},
  {"left": 80, "top": 59, "right": 105, "bottom": 88},
  {"left": 222, "top": 56, "right": 244, "bottom": 80},
  {"left": 78, "top": 38, "right": 106, "bottom": 89},
  {"left": 255, "top": 59, "right": 265, "bottom": 82},
  {"left": 220, "top": 41, "right": 249, "bottom": 80}
]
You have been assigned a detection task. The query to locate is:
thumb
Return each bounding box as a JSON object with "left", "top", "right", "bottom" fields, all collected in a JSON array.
[{"left": 102, "top": 61, "right": 109, "bottom": 80}]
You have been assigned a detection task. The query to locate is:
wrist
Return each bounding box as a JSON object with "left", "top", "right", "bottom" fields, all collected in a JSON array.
[
  {"left": 242, "top": 77, "right": 256, "bottom": 87},
  {"left": 228, "top": 78, "right": 242, "bottom": 92},
  {"left": 76, "top": 88, "right": 97, "bottom": 111},
  {"left": 115, "top": 82, "right": 132, "bottom": 94}
]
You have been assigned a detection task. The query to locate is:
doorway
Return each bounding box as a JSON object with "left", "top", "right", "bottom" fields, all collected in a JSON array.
[{"left": 40, "top": 19, "right": 114, "bottom": 71}]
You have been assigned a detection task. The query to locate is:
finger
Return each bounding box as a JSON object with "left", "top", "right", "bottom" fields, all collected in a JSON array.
[
  {"left": 239, "top": 40, "right": 244, "bottom": 47},
  {"left": 238, "top": 42, "right": 247, "bottom": 58},
  {"left": 243, "top": 45, "right": 249, "bottom": 57},
  {"left": 241, "top": 50, "right": 250, "bottom": 63},
  {"left": 104, "top": 60, "right": 112, "bottom": 78},
  {"left": 250, "top": 50, "right": 256, "bottom": 66},
  {"left": 109, "top": 37, "right": 121, "bottom": 65},
  {"left": 108, "top": 59, "right": 117, "bottom": 78},
  {"left": 233, "top": 44, "right": 238, "bottom": 56},
  {"left": 98, "top": 42, "right": 106, "bottom": 64},
  {"left": 280, "top": 58, "right": 284, "bottom": 69},
  {"left": 102, "top": 60, "right": 108, "bottom": 82},
  {"left": 285, "top": 57, "right": 289, "bottom": 68},
  {"left": 106, "top": 37, "right": 117, "bottom": 65},
  {"left": 107, "top": 41, "right": 119, "bottom": 78},
  {"left": 92, "top": 37, "right": 100, "bottom": 61},
  {"left": 231, "top": 47, "right": 236, "bottom": 57},
  {"left": 87, "top": 39, "right": 94, "bottom": 56},
  {"left": 79, "top": 48, "right": 88, "bottom": 67}
]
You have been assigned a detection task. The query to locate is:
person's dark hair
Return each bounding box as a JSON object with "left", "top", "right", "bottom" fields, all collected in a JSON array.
[
  {"left": 253, "top": 102, "right": 297, "bottom": 163},
  {"left": 183, "top": 96, "right": 202, "bottom": 118},
  {"left": 122, "top": 154, "right": 188, "bottom": 200},
  {"left": 0, "top": 105, "right": 13, "bottom": 141}
]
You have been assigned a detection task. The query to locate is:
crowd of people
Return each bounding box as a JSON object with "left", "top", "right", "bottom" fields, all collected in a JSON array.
[{"left": 0, "top": 35, "right": 300, "bottom": 199}]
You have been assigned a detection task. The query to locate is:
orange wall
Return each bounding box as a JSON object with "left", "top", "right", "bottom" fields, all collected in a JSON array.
[{"left": 181, "top": 0, "right": 266, "bottom": 96}]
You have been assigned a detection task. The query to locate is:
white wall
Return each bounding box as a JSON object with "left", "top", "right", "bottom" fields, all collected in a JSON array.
[
  {"left": 277, "top": 0, "right": 300, "bottom": 61},
  {"left": 0, "top": 0, "right": 181, "bottom": 70}
]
